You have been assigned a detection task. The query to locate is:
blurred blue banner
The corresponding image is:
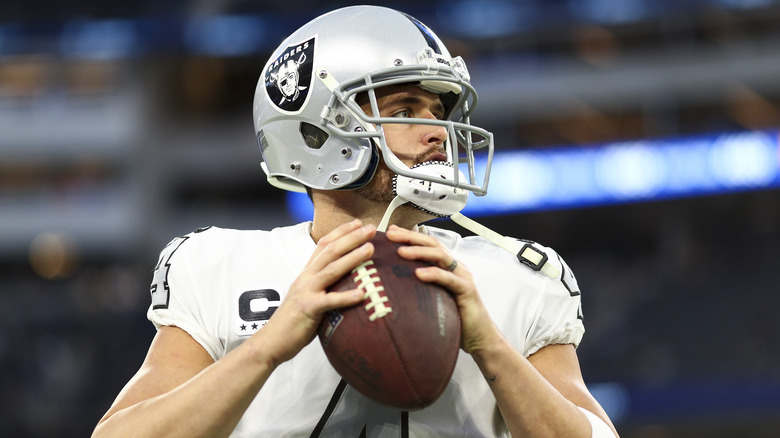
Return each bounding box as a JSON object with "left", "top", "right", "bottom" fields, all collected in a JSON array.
[{"left": 287, "top": 129, "right": 780, "bottom": 221}]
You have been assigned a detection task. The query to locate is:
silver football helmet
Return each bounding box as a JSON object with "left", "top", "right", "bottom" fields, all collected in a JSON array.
[{"left": 253, "top": 5, "right": 494, "bottom": 197}]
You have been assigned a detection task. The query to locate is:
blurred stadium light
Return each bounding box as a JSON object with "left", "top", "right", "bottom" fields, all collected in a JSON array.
[{"left": 287, "top": 129, "right": 780, "bottom": 220}]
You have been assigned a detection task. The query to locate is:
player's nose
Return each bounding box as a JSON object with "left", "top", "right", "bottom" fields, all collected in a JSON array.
[{"left": 419, "top": 119, "right": 448, "bottom": 147}]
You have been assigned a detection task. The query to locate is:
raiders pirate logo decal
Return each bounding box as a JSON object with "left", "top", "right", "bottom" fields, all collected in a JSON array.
[{"left": 264, "top": 37, "right": 315, "bottom": 113}]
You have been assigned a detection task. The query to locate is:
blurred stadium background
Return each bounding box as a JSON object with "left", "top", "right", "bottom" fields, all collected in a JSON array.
[{"left": 2, "top": 0, "right": 780, "bottom": 436}]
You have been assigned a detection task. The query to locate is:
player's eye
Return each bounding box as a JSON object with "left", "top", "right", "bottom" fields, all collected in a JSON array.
[{"left": 391, "top": 109, "right": 411, "bottom": 119}]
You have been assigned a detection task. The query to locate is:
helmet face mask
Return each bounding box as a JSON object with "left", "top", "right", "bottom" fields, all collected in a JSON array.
[{"left": 253, "top": 5, "right": 494, "bottom": 197}]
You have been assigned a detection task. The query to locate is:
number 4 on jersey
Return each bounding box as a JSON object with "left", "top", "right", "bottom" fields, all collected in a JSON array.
[{"left": 150, "top": 236, "right": 189, "bottom": 310}]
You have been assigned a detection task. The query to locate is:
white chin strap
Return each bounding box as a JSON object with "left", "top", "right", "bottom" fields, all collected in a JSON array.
[
  {"left": 377, "top": 196, "right": 410, "bottom": 232},
  {"left": 394, "top": 161, "right": 469, "bottom": 217},
  {"left": 379, "top": 161, "right": 467, "bottom": 232}
]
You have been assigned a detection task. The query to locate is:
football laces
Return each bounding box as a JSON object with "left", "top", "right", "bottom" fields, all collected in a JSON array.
[{"left": 352, "top": 261, "right": 393, "bottom": 321}]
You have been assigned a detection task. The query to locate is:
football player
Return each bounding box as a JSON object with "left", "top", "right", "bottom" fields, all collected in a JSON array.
[{"left": 94, "top": 5, "right": 618, "bottom": 437}]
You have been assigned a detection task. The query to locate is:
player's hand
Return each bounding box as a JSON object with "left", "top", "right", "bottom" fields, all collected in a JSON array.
[
  {"left": 385, "top": 225, "right": 503, "bottom": 356},
  {"left": 258, "top": 220, "right": 375, "bottom": 366}
]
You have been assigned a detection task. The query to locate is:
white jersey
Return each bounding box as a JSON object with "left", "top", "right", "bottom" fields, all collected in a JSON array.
[{"left": 148, "top": 222, "right": 584, "bottom": 438}]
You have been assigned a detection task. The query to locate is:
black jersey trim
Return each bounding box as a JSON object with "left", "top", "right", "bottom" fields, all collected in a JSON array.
[{"left": 310, "top": 379, "right": 348, "bottom": 438}]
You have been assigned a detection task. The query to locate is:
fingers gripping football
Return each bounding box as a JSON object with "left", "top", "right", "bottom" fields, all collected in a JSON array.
[
  {"left": 260, "top": 221, "right": 375, "bottom": 366},
  {"left": 385, "top": 225, "right": 502, "bottom": 356},
  {"left": 385, "top": 225, "right": 469, "bottom": 285},
  {"left": 308, "top": 221, "right": 378, "bottom": 298}
]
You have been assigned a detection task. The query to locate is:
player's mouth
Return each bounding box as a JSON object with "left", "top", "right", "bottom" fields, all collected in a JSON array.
[{"left": 421, "top": 151, "right": 448, "bottom": 165}]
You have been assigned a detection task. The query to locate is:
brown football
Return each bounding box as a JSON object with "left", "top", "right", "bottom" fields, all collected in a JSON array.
[{"left": 318, "top": 231, "right": 461, "bottom": 410}]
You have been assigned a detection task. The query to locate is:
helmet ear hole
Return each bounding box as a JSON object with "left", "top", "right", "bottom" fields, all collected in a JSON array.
[{"left": 300, "top": 122, "right": 329, "bottom": 149}]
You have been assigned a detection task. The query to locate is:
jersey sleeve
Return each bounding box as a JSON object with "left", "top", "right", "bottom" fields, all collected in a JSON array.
[
  {"left": 523, "top": 243, "right": 585, "bottom": 357},
  {"left": 146, "top": 229, "right": 223, "bottom": 361}
]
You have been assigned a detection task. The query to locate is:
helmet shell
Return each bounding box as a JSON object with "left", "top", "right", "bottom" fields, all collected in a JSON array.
[{"left": 253, "top": 5, "right": 492, "bottom": 194}]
